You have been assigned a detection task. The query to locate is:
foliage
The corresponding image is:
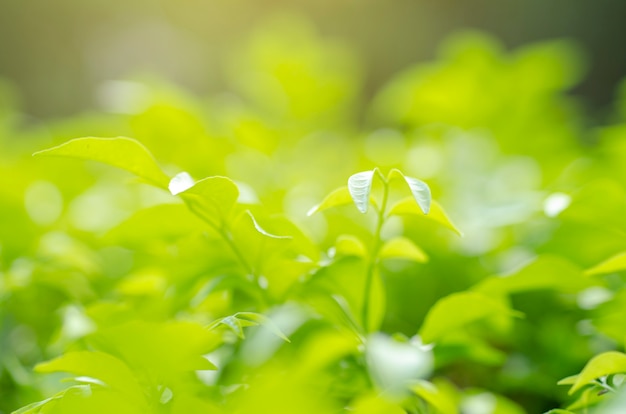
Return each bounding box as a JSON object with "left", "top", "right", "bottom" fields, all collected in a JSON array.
[{"left": 1, "top": 19, "right": 626, "bottom": 414}]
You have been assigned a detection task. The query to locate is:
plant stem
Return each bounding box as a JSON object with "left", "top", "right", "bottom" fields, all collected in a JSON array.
[{"left": 362, "top": 174, "right": 389, "bottom": 333}]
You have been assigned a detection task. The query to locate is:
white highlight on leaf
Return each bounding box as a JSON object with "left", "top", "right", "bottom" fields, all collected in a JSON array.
[
  {"left": 577, "top": 287, "right": 613, "bottom": 310},
  {"left": 461, "top": 393, "right": 497, "bottom": 414},
  {"left": 543, "top": 192, "right": 571, "bottom": 217},
  {"left": 366, "top": 333, "right": 434, "bottom": 396},
  {"left": 168, "top": 172, "right": 195, "bottom": 195},
  {"left": 246, "top": 211, "right": 291, "bottom": 239},
  {"left": 404, "top": 176, "right": 431, "bottom": 214},
  {"left": 348, "top": 171, "right": 374, "bottom": 213}
]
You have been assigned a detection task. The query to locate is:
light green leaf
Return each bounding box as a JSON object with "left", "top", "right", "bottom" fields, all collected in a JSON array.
[
  {"left": 389, "top": 198, "right": 462, "bottom": 236},
  {"left": 388, "top": 169, "right": 431, "bottom": 214},
  {"left": 246, "top": 210, "right": 291, "bottom": 239},
  {"left": 33, "top": 137, "right": 170, "bottom": 189},
  {"left": 473, "top": 255, "right": 590, "bottom": 295},
  {"left": 348, "top": 170, "right": 375, "bottom": 213},
  {"left": 237, "top": 312, "right": 291, "bottom": 343},
  {"left": 419, "top": 292, "right": 523, "bottom": 344},
  {"left": 35, "top": 352, "right": 146, "bottom": 407},
  {"left": 557, "top": 375, "right": 578, "bottom": 386},
  {"left": 379, "top": 237, "right": 428, "bottom": 263},
  {"left": 544, "top": 410, "right": 576, "bottom": 414},
  {"left": 178, "top": 176, "right": 239, "bottom": 225},
  {"left": 568, "top": 351, "right": 626, "bottom": 394},
  {"left": 335, "top": 234, "right": 368, "bottom": 258},
  {"left": 11, "top": 385, "right": 93, "bottom": 414},
  {"left": 207, "top": 312, "right": 290, "bottom": 343},
  {"left": 585, "top": 251, "right": 626, "bottom": 276},
  {"left": 307, "top": 186, "right": 353, "bottom": 216}
]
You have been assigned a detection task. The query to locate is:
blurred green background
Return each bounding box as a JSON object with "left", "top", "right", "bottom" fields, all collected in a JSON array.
[
  {"left": 1, "top": 0, "right": 625, "bottom": 118},
  {"left": 2, "top": 1, "right": 626, "bottom": 413}
]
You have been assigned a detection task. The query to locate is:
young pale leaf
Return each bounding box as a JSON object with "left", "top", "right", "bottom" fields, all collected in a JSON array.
[
  {"left": 168, "top": 171, "right": 195, "bottom": 195},
  {"left": 568, "top": 351, "right": 626, "bottom": 394},
  {"left": 179, "top": 176, "right": 239, "bottom": 224},
  {"left": 35, "top": 351, "right": 145, "bottom": 406},
  {"left": 33, "top": 137, "right": 170, "bottom": 189},
  {"left": 419, "top": 292, "right": 523, "bottom": 344},
  {"left": 335, "top": 234, "right": 368, "bottom": 258},
  {"left": 585, "top": 251, "right": 626, "bottom": 276},
  {"left": 348, "top": 170, "right": 375, "bottom": 213},
  {"left": 388, "top": 169, "right": 431, "bottom": 214},
  {"left": 389, "top": 197, "right": 462, "bottom": 236},
  {"left": 307, "top": 186, "right": 353, "bottom": 216},
  {"left": 379, "top": 237, "right": 429, "bottom": 263}
]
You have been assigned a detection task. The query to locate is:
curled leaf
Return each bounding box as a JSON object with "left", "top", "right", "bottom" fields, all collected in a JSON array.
[
  {"left": 348, "top": 171, "right": 375, "bottom": 214},
  {"left": 388, "top": 169, "right": 431, "bottom": 214}
]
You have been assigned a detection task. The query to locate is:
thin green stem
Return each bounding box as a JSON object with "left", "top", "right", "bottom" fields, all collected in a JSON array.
[{"left": 362, "top": 176, "right": 389, "bottom": 333}]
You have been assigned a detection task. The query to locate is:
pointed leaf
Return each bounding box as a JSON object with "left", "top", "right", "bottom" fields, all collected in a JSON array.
[
  {"left": 35, "top": 351, "right": 145, "bottom": 405},
  {"left": 557, "top": 375, "right": 579, "bottom": 386},
  {"left": 379, "top": 237, "right": 428, "bottom": 263},
  {"left": 389, "top": 197, "right": 462, "bottom": 236},
  {"left": 179, "top": 176, "right": 239, "bottom": 225},
  {"left": 419, "top": 292, "right": 523, "bottom": 344},
  {"left": 348, "top": 170, "right": 375, "bottom": 213},
  {"left": 307, "top": 186, "right": 353, "bottom": 216},
  {"left": 335, "top": 234, "right": 368, "bottom": 258},
  {"left": 585, "top": 251, "right": 626, "bottom": 276},
  {"left": 568, "top": 351, "right": 626, "bottom": 394},
  {"left": 33, "top": 137, "right": 170, "bottom": 189},
  {"left": 388, "top": 169, "right": 431, "bottom": 214}
]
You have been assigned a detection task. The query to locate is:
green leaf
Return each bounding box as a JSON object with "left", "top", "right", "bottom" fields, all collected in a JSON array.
[
  {"left": 585, "top": 251, "right": 626, "bottom": 276},
  {"left": 389, "top": 198, "right": 462, "bottom": 236},
  {"left": 307, "top": 186, "right": 354, "bottom": 216},
  {"left": 568, "top": 351, "right": 626, "bottom": 394},
  {"left": 379, "top": 237, "right": 428, "bottom": 263},
  {"left": 33, "top": 137, "right": 170, "bottom": 189},
  {"left": 335, "top": 234, "right": 368, "bottom": 258},
  {"left": 473, "top": 255, "right": 590, "bottom": 295},
  {"left": 544, "top": 410, "right": 576, "bottom": 414},
  {"left": 245, "top": 210, "right": 291, "bottom": 239},
  {"left": 178, "top": 176, "right": 239, "bottom": 225},
  {"left": 348, "top": 170, "right": 375, "bottom": 213},
  {"left": 388, "top": 169, "right": 431, "bottom": 214},
  {"left": 35, "top": 351, "right": 145, "bottom": 407},
  {"left": 419, "top": 292, "right": 523, "bottom": 344},
  {"left": 11, "top": 385, "right": 93, "bottom": 414}
]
